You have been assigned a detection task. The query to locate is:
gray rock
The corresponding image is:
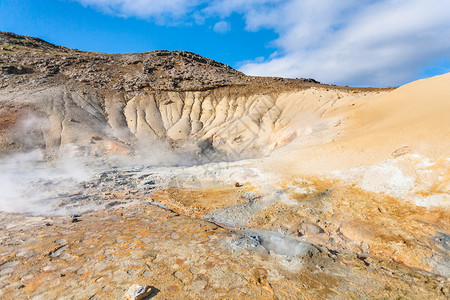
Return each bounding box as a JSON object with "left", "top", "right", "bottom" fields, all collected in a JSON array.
[
  {"left": 0, "top": 261, "right": 19, "bottom": 269},
  {"left": 48, "top": 245, "right": 67, "bottom": 258},
  {"left": 142, "top": 270, "right": 153, "bottom": 277},
  {"left": 0, "top": 268, "right": 13, "bottom": 276}
]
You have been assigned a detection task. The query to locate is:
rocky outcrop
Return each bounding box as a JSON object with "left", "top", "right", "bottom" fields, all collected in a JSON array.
[{"left": 0, "top": 31, "right": 324, "bottom": 93}]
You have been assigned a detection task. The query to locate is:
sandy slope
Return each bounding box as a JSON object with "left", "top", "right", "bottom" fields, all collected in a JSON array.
[{"left": 266, "top": 73, "right": 450, "bottom": 174}]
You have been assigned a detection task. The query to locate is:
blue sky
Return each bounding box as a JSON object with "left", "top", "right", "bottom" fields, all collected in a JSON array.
[
  {"left": 1, "top": 0, "right": 450, "bottom": 87},
  {"left": 0, "top": 0, "right": 277, "bottom": 65}
]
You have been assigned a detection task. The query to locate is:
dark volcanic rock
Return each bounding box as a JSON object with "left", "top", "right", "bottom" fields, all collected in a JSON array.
[
  {"left": 0, "top": 32, "right": 323, "bottom": 92},
  {"left": 0, "top": 32, "right": 247, "bottom": 92}
]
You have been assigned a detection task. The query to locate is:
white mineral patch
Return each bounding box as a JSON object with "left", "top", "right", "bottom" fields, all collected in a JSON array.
[
  {"left": 332, "top": 154, "right": 450, "bottom": 204},
  {"left": 286, "top": 183, "right": 315, "bottom": 195},
  {"left": 410, "top": 194, "right": 450, "bottom": 208},
  {"left": 360, "top": 164, "right": 415, "bottom": 197}
]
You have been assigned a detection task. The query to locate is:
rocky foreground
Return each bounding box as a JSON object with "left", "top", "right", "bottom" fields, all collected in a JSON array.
[
  {"left": 0, "top": 32, "right": 449, "bottom": 299},
  {"left": 0, "top": 161, "right": 448, "bottom": 299}
]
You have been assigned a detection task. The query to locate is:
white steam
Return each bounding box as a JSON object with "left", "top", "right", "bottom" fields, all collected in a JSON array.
[{"left": 0, "top": 149, "right": 91, "bottom": 215}]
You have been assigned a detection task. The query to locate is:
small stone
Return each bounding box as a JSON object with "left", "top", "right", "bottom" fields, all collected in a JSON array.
[
  {"left": 71, "top": 218, "right": 81, "bottom": 223},
  {"left": 124, "top": 284, "right": 152, "bottom": 300},
  {"left": 188, "top": 280, "right": 208, "bottom": 293},
  {"left": 234, "top": 182, "right": 241, "bottom": 187},
  {"left": 0, "top": 261, "right": 19, "bottom": 269},
  {"left": 127, "top": 269, "right": 138, "bottom": 275},
  {"left": 16, "top": 248, "right": 29, "bottom": 257},
  {"left": 297, "top": 223, "right": 325, "bottom": 236},
  {"left": 0, "top": 268, "right": 13, "bottom": 276},
  {"left": 48, "top": 245, "right": 67, "bottom": 258},
  {"left": 174, "top": 270, "right": 184, "bottom": 279},
  {"left": 142, "top": 270, "right": 153, "bottom": 277},
  {"left": 142, "top": 250, "right": 157, "bottom": 260},
  {"left": 59, "top": 252, "right": 71, "bottom": 260},
  {"left": 43, "top": 265, "right": 57, "bottom": 272},
  {"left": 22, "top": 275, "right": 33, "bottom": 281}
]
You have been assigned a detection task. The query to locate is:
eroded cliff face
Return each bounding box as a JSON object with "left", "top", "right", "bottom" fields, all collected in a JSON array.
[
  {"left": 0, "top": 32, "right": 449, "bottom": 299},
  {"left": 0, "top": 84, "right": 377, "bottom": 161}
]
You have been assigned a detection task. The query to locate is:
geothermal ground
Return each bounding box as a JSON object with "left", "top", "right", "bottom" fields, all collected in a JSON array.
[{"left": 0, "top": 32, "right": 449, "bottom": 299}]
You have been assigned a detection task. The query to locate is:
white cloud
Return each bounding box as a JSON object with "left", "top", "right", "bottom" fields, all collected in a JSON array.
[
  {"left": 76, "top": 0, "right": 450, "bottom": 86},
  {"left": 238, "top": 0, "right": 450, "bottom": 86},
  {"left": 213, "top": 20, "right": 231, "bottom": 34},
  {"left": 76, "top": 0, "right": 205, "bottom": 22}
]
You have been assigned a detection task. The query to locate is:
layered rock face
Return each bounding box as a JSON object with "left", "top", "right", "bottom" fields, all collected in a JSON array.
[
  {"left": 0, "top": 32, "right": 449, "bottom": 299},
  {"left": 0, "top": 84, "right": 373, "bottom": 159}
]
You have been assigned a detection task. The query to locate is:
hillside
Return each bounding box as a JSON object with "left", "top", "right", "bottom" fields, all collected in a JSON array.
[{"left": 0, "top": 31, "right": 338, "bottom": 157}]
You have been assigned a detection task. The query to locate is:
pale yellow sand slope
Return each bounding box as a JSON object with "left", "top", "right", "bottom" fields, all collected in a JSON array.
[{"left": 267, "top": 73, "right": 450, "bottom": 175}]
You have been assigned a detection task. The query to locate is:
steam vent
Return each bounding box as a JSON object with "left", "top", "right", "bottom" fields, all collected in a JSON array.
[{"left": 0, "top": 32, "right": 449, "bottom": 299}]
